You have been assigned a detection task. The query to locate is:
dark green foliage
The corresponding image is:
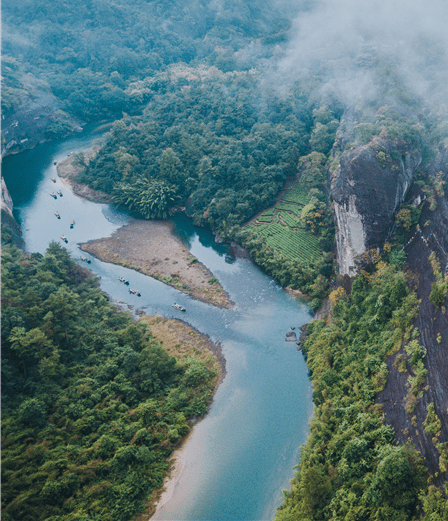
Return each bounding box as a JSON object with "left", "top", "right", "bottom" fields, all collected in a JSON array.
[
  {"left": 1, "top": 242, "right": 217, "bottom": 521},
  {"left": 2, "top": 0, "right": 305, "bottom": 121},
  {"left": 78, "top": 74, "right": 311, "bottom": 226},
  {"left": 111, "top": 178, "right": 179, "bottom": 219},
  {"left": 275, "top": 263, "right": 430, "bottom": 520},
  {"left": 1, "top": 57, "right": 33, "bottom": 117}
]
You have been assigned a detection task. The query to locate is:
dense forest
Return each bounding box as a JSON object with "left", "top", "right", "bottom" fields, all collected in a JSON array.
[
  {"left": 276, "top": 259, "right": 448, "bottom": 520},
  {"left": 2, "top": 0, "right": 448, "bottom": 518},
  {"left": 2, "top": 0, "right": 309, "bottom": 122},
  {"left": 1, "top": 232, "right": 219, "bottom": 521}
]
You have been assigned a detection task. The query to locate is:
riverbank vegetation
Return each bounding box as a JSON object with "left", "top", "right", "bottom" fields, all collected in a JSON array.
[
  {"left": 1, "top": 237, "right": 219, "bottom": 521},
  {"left": 275, "top": 259, "right": 448, "bottom": 520},
  {"left": 65, "top": 64, "right": 338, "bottom": 300},
  {"left": 3, "top": 0, "right": 448, "bottom": 518}
]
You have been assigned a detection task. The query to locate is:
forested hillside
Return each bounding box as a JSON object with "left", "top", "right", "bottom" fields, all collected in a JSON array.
[
  {"left": 2, "top": 0, "right": 448, "bottom": 518},
  {"left": 276, "top": 260, "right": 448, "bottom": 520},
  {"left": 2, "top": 0, "right": 306, "bottom": 122},
  {"left": 1, "top": 236, "right": 218, "bottom": 521}
]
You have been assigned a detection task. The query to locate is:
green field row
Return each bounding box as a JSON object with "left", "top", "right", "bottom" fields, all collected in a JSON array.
[
  {"left": 247, "top": 180, "right": 321, "bottom": 264},
  {"left": 255, "top": 222, "right": 321, "bottom": 262},
  {"left": 278, "top": 211, "right": 302, "bottom": 228},
  {"left": 280, "top": 183, "right": 309, "bottom": 205},
  {"left": 275, "top": 202, "right": 303, "bottom": 217}
]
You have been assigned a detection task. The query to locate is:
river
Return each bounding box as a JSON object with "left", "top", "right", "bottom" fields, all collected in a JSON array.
[{"left": 2, "top": 126, "right": 314, "bottom": 521}]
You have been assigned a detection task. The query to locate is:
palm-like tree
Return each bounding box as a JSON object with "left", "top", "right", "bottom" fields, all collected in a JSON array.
[{"left": 111, "top": 177, "right": 178, "bottom": 219}]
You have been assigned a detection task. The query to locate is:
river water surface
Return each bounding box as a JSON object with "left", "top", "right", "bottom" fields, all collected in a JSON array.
[{"left": 3, "top": 127, "right": 314, "bottom": 521}]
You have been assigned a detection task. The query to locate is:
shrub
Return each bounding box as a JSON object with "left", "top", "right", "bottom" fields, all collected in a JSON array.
[{"left": 430, "top": 281, "right": 447, "bottom": 308}]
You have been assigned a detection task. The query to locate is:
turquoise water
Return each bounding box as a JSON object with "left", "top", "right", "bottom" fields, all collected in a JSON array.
[{"left": 2, "top": 128, "right": 313, "bottom": 521}]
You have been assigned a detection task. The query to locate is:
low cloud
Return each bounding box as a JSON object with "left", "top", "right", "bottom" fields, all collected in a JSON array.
[{"left": 274, "top": 0, "right": 448, "bottom": 107}]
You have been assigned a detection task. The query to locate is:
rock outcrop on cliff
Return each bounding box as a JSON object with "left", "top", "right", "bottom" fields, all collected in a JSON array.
[
  {"left": 329, "top": 111, "right": 422, "bottom": 275},
  {"left": 1, "top": 176, "right": 24, "bottom": 247},
  {"left": 377, "top": 148, "right": 448, "bottom": 482},
  {"left": 1, "top": 72, "right": 81, "bottom": 158}
]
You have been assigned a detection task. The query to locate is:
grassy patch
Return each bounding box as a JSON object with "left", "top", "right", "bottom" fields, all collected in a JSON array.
[{"left": 247, "top": 181, "right": 322, "bottom": 264}]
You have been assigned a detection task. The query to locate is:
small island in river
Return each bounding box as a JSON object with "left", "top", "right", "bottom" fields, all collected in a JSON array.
[
  {"left": 58, "top": 148, "right": 233, "bottom": 308},
  {"left": 81, "top": 219, "right": 233, "bottom": 309}
]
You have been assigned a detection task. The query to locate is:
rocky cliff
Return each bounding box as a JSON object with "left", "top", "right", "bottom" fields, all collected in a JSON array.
[
  {"left": 377, "top": 148, "right": 448, "bottom": 482},
  {"left": 327, "top": 108, "right": 448, "bottom": 481},
  {"left": 1, "top": 72, "right": 81, "bottom": 158},
  {"left": 329, "top": 111, "right": 422, "bottom": 275},
  {"left": 1, "top": 176, "right": 24, "bottom": 247}
]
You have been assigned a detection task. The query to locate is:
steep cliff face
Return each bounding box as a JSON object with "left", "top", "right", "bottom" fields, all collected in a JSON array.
[
  {"left": 330, "top": 119, "right": 421, "bottom": 274},
  {"left": 377, "top": 149, "right": 448, "bottom": 481},
  {"left": 1, "top": 176, "right": 24, "bottom": 247},
  {"left": 1, "top": 72, "right": 81, "bottom": 158}
]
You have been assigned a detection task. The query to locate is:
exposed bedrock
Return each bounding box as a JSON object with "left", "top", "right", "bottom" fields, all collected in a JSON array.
[
  {"left": 1, "top": 73, "right": 81, "bottom": 158},
  {"left": 1, "top": 176, "right": 24, "bottom": 247},
  {"left": 330, "top": 134, "right": 421, "bottom": 275},
  {"left": 377, "top": 148, "right": 448, "bottom": 481}
]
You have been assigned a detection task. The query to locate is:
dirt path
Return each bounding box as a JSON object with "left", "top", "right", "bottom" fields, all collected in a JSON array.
[{"left": 81, "top": 219, "right": 233, "bottom": 308}]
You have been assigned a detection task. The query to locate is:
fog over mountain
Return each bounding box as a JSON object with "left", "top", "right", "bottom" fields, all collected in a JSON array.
[{"left": 275, "top": 0, "right": 448, "bottom": 106}]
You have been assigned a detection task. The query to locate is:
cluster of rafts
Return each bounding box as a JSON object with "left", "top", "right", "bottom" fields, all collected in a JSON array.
[
  {"left": 50, "top": 167, "right": 186, "bottom": 312},
  {"left": 116, "top": 279, "right": 186, "bottom": 310},
  {"left": 49, "top": 172, "right": 76, "bottom": 245}
]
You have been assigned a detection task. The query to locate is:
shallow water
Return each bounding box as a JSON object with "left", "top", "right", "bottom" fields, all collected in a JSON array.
[{"left": 3, "top": 127, "right": 313, "bottom": 521}]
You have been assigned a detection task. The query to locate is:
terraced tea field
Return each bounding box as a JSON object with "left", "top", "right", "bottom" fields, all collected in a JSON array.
[
  {"left": 246, "top": 181, "right": 322, "bottom": 263},
  {"left": 280, "top": 183, "right": 309, "bottom": 205}
]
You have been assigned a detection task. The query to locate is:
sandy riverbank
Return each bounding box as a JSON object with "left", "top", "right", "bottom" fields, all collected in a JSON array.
[
  {"left": 81, "top": 219, "right": 233, "bottom": 308},
  {"left": 134, "top": 315, "right": 225, "bottom": 520},
  {"left": 57, "top": 147, "right": 110, "bottom": 203}
]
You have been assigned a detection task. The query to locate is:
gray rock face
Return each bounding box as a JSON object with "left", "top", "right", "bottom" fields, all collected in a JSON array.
[
  {"left": 330, "top": 135, "right": 421, "bottom": 275},
  {"left": 1, "top": 73, "right": 81, "bottom": 158},
  {"left": 1, "top": 176, "right": 24, "bottom": 247},
  {"left": 1, "top": 176, "right": 14, "bottom": 218},
  {"left": 285, "top": 331, "right": 297, "bottom": 342}
]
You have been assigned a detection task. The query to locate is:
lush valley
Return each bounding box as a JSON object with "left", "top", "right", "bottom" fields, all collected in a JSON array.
[
  {"left": 1, "top": 236, "right": 220, "bottom": 521},
  {"left": 2, "top": 0, "right": 448, "bottom": 518}
]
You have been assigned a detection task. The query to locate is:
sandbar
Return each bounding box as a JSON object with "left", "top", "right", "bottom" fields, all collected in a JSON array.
[{"left": 81, "top": 218, "right": 233, "bottom": 308}]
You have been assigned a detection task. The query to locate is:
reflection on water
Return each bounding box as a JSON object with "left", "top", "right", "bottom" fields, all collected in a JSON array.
[{"left": 2, "top": 127, "right": 313, "bottom": 521}]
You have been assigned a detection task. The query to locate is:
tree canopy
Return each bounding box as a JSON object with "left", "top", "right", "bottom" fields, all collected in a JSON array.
[{"left": 1, "top": 237, "right": 218, "bottom": 521}]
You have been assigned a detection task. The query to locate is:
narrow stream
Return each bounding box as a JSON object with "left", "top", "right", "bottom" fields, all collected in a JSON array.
[{"left": 2, "top": 127, "right": 314, "bottom": 521}]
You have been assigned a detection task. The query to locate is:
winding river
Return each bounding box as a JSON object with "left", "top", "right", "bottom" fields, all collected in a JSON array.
[{"left": 2, "top": 126, "right": 313, "bottom": 521}]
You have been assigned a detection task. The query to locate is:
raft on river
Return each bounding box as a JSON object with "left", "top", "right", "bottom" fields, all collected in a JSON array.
[
  {"left": 55, "top": 212, "right": 60, "bottom": 219},
  {"left": 172, "top": 303, "right": 186, "bottom": 312},
  {"left": 129, "top": 288, "right": 141, "bottom": 296},
  {"left": 118, "top": 277, "right": 130, "bottom": 285},
  {"left": 80, "top": 256, "right": 91, "bottom": 264},
  {"left": 60, "top": 235, "right": 68, "bottom": 243}
]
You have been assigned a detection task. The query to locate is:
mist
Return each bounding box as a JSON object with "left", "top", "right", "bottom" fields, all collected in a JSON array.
[{"left": 273, "top": 0, "right": 448, "bottom": 107}]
